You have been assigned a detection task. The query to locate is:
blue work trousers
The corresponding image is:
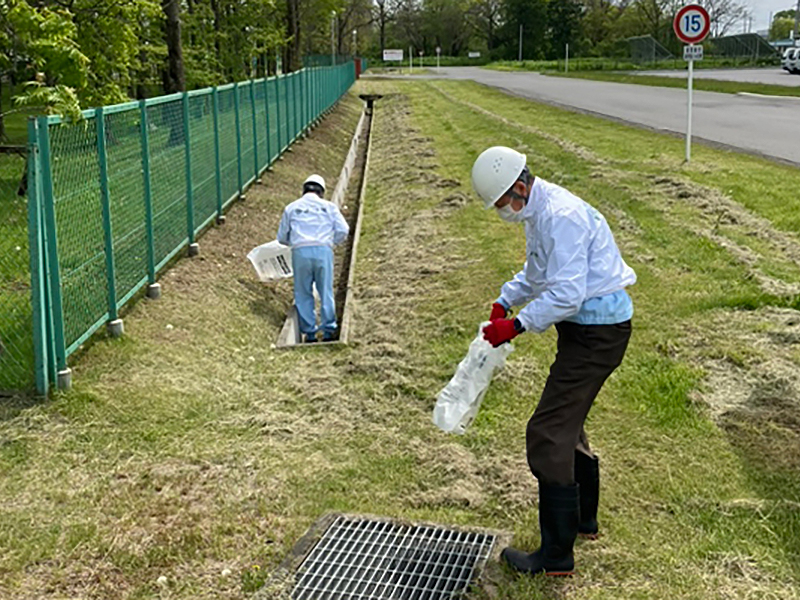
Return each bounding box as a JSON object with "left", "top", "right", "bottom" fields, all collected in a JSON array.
[{"left": 292, "top": 245, "right": 337, "bottom": 336}]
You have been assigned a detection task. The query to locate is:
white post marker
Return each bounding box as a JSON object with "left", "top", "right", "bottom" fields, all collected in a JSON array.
[
  {"left": 565, "top": 43, "right": 569, "bottom": 73},
  {"left": 673, "top": 3, "right": 710, "bottom": 163},
  {"left": 409, "top": 45, "right": 412, "bottom": 74},
  {"left": 419, "top": 50, "right": 423, "bottom": 70},
  {"left": 436, "top": 46, "right": 441, "bottom": 72}
]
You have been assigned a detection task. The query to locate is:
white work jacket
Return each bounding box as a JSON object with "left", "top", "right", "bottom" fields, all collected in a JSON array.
[
  {"left": 277, "top": 193, "right": 350, "bottom": 249},
  {"left": 498, "top": 178, "right": 636, "bottom": 333}
]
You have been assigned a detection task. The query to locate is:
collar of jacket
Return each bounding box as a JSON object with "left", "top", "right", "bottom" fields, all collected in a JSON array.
[{"left": 520, "top": 177, "right": 543, "bottom": 219}]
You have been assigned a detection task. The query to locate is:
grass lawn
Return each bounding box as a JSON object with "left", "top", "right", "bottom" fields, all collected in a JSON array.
[
  {"left": 544, "top": 71, "right": 800, "bottom": 97},
  {"left": 1, "top": 80, "right": 799, "bottom": 599},
  {"left": 0, "top": 84, "right": 33, "bottom": 390}
]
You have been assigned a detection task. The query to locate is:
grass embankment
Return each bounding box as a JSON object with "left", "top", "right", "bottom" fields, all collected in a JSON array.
[
  {"left": 1, "top": 80, "right": 799, "bottom": 600},
  {"left": 546, "top": 70, "right": 800, "bottom": 97}
]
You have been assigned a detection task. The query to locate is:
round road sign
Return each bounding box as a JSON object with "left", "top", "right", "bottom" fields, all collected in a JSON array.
[{"left": 674, "top": 4, "right": 710, "bottom": 45}]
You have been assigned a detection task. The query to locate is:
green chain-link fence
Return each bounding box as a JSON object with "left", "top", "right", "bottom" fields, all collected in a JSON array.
[
  {"left": 10, "top": 60, "right": 356, "bottom": 394},
  {"left": 0, "top": 148, "right": 34, "bottom": 393},
  {"left": 707, "top": 34, "right": 778, "bottom": 61}
]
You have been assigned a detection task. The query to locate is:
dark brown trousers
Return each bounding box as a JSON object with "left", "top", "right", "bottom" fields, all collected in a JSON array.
[{"left": 526, "top": 320, "right": 632, "bottom": 486}]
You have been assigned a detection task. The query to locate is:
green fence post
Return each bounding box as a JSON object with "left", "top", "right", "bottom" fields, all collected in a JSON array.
[
  {"left": 275, "top": 76, "right": 283, "bottom": 154},
  {"left": 250, "top": 80, "right": 259, "bottom": 179},
  {"left": 96, "top": 108, "right": 123, "bottom": 338},
  {"left": 183, "top": 93, "right": 198, "bottom": 255},
  {"left": 292, "top": 72, "right": 299, "bottom": 140},
  {"left": 212, "top": 87, "right": 224, "bottom": 224},
  {"left": 264, "top": 77, "right": 272, "bottom": 167},
  {"left": 301, "top": 68, "right": 307, "bottom": 135},
  {"left": 284, "top": 72, "right": 291, "bottom": 145},
  {"left": 316, "top": 65, "right": 320, "bottom": 121},
  {"left": 234, "top": 82, "right": 244, "bottom": 197},
  {"left": 26, "top": 119, "right": 50, "bottom": 394},
  {"left": 305, "top": 68, "right": 310, "bottom": 131},
  {"left": 35, "top": 119, "right": 62, "bottom": 387},
  {"left": 140, "top": 100, "right": 160, "bottom": 299}
]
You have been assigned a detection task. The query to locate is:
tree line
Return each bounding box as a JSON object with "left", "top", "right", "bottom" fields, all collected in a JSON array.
[{"left": 0, "top": 0, "right": 766, "bottom": 132}]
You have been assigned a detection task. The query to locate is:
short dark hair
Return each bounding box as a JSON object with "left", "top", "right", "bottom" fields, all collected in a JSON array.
[{"left": 303, "top": 183, "right": 324, "bottom": 196}]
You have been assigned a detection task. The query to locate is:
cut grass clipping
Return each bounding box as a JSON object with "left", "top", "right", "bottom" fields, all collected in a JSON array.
[{"left": 1, "top": 80, "right": 800, "bottom": 600}]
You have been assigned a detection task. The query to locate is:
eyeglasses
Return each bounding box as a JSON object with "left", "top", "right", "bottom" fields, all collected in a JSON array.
[{"left": 494, "top": 183, "right": 526, "bottom": 209}]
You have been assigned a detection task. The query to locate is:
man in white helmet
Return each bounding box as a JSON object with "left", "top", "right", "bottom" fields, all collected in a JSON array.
[
  {"left": 471, "top": 146, "right": 636, "bottom": 576},
  {"left": 277, "top": 174, "right": 350, "bottom": 342}
]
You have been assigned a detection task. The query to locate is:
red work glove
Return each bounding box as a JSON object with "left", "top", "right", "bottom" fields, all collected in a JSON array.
[
  {"left": 489, "top": 302, "right": 508, "bottom": 321},
  {"left": 483, "top": 318, "right": 523, "bottom": 347}
]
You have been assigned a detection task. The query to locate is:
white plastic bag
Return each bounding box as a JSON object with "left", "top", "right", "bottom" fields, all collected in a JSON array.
[
  {"left": 432, "top": 322, "right": 514, "bottom": 435},
  {"left": 247, "top": 240, "right": 293, "bottom": 281}
]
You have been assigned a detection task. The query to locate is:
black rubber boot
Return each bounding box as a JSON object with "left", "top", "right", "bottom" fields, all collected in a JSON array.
[
  {"left": 575, "top": 452, "right": 600, "bottom": 539},
  {"left": 501, "top": 483, "right": 579, "bottom": 576}
]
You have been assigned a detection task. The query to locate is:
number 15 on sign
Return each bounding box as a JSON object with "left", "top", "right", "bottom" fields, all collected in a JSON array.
[{"left": 674, "top": 4, "right": 710, "bottom": 162}]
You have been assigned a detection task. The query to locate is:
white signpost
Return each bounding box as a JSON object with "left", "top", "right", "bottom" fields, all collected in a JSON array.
[
  {"left": 674, "top": 4, "right": 710, "bottom": 162},
  {"left": 436, "top": 46, "right": 441, "bottom": 72},
  {"left": 382, "top": 49, "right": 404, "bottom": 62}
]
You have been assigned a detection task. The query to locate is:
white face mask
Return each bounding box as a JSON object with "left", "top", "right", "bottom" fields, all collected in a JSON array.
[{"left": 497, "top": 204, "right": 525, "bottom": 223}]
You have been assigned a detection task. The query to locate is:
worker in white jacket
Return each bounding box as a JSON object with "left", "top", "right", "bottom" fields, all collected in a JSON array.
[
  {"left": 471, "top": 147, "right": 636, "bottom": 577},
  {"left": 277, "top": 174, "right": 350, "bottom": 343}
]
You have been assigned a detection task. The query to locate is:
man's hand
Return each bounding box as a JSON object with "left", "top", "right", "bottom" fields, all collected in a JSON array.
[
  {"left": 483, "top": 318, "right": 523, "bottom": 347},
  {"left": 489, "top": 302, "right": 508, "bottom": 321}
]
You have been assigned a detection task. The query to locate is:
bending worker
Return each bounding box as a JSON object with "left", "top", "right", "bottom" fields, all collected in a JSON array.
[
  {"left": 277, "top": 174, "right": 349, "bottom": 343},
  {"left": 472, "top": 147, "right": 636, "bottom": 576}
]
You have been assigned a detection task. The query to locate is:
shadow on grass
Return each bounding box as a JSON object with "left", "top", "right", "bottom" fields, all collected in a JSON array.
[
  {"left": 0, "top": 390, "right": 49, "bottom": 423},
  {"left": 240, "top": 278, "right": 291, "bottom": 329}
]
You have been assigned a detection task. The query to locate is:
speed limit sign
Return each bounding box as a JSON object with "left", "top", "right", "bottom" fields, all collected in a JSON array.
[{"left": 674, "top": 4, "right": 710, "bottom": 45}]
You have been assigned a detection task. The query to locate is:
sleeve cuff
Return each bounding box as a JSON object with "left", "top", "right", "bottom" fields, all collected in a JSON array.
[{"left": 495, "top": 297, "right": 510, "bottom": 310}]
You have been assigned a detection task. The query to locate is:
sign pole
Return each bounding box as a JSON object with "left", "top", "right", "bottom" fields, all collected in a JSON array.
[
  {"left": 686, "top": 44, "right": 694, "bottom": 163},
  {"left": 674, "top": 3, "right": 710, "bottom": 164},
  {"left": 409, "top": 46, "right": 412, "bottom": 74}
]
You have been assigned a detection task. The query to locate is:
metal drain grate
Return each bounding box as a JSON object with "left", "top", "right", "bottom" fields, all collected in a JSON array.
[{"left": 292, "top": 516, "right": 496, "bottom": 600}]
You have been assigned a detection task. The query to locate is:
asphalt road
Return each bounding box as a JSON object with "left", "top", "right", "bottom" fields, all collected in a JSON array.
[
  {"left": 433, "top": 67, "right": 800, "bottom": 165},
  {"left": 634, "top": 67, "right": 800, "bottom": 86}
]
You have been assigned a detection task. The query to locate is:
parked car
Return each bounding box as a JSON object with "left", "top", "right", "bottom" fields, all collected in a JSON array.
[{"left": 782, "top": 47, "right": 799, "bottom": 73}]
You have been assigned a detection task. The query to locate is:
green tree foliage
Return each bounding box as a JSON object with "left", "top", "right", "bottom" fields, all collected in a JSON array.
[
  {"left": 499, "top": 0, "right": 547, "bottom": 60},
  {"left": 0, "top": 0, "right": 88, "bottom": 132},
  {"left": 53, "top": 0, "right": 162, "bottom": 105},
  {"left": 546, "top": 0, "right": 581, "bottom": 59},
  {"left": 770, "top": 18, "right": 794, "bottom": 41}
]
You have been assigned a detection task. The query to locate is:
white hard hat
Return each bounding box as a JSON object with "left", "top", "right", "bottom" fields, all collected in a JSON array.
[
  {"left": 471, "top": 147, "right": 527, "bottom": 209},
  {"left": 303, "top": 174, "right": 326, "bottom": 192}
]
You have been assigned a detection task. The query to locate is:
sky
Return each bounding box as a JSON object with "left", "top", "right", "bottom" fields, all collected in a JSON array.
[{"left": 746, "top": 0, "right": 797, "bottom": 32}]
